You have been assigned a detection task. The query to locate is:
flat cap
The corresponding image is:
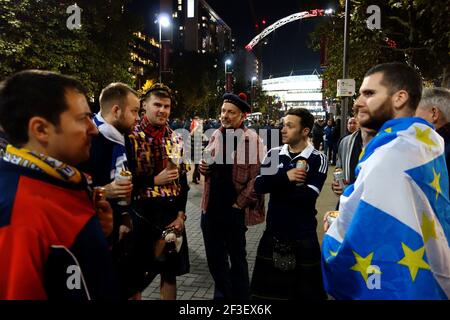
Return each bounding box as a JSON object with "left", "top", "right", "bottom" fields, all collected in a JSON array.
[{"left": 223, "top": 92, "right": 251, "bottom": 113}]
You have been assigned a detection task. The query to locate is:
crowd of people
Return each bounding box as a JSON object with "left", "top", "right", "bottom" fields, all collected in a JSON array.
[{"left": 0, "top": 62, "right": 449, "bottom": 300}]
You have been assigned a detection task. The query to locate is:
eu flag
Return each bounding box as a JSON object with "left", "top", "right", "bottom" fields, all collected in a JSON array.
[{"left": 322, "top": 117, "right": 450, "bottom": 299}]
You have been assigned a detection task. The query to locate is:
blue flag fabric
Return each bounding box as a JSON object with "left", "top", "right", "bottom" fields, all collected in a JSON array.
[
  {"left": 322, "top": 117, "right": 450, "bottom": 299},
  {"left": 94, "top": 113, "right": 129, "bottom": 179}
]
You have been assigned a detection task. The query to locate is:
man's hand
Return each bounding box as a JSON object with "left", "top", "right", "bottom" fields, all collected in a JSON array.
[
  {"left": 95, "top": 200, "right": 113, "bottom": 237},
  {"left": 323, "top": 212, "right": 330, "bottom": 233},
  {"left": 331, "top": 179, "right": 348, "bottom": 196},
  {"left": 232, "top": 203, "right": 242, "bottom": 210},
  {"left": 154, "top": 168, "right": 179, "bottom": 185},
  {"left": 286, "top": 168, "right": 307, "bottom": 184},
  {"left": 119, "top": 225, "right": 131, "bottom": 241},
  {"left": 199, "top": 159, "right": 211, "bottom": 176},
  {"left": 331, "top": 180, "right": 344, "bottom": 196},
  {"left": 104, "top": 179, "right": 133, "bottom": 199},
  {"left": 166, "top": 211, "right": 186, "bottom": 232},
  {"left": 119, "top": 214, "right": 133, "bottom": 241}
]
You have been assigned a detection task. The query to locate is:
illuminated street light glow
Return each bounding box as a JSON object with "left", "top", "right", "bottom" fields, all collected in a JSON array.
[
  {"left": 159, "top": 14, "right": 170, "bottom": 27},
  {"left": 224, "top": 60, "right": 232, "bottom": 92}
]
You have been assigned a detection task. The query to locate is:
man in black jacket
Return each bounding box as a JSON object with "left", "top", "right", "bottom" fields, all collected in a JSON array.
[{"left": 250, "top": 108, "right": 328, "bottom": 300}]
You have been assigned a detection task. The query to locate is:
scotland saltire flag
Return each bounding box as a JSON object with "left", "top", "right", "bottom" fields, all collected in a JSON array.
[{"left": 322, "top": 117, "right": 450, "bottom": 299}]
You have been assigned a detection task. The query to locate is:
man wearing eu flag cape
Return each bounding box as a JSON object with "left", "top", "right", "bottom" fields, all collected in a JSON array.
[{"left": 322, "top": 62, "right": 450, "bottom": 300}]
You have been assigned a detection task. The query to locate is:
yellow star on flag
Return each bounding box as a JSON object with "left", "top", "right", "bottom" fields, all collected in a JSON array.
[
  {"left": 325, "top": 250, "right": 338, "bottom": 263},
  {"left": 384, "top": 127, "right": 392, "bottom": 133},
  {"left": 350, "top": 251, "right": 378, "bottom": 282},
  {"left": 397, "top": 243, "right": 430, "bottom": 282},
  {"left": 429, "top": 168, "right": 442, "bottom": 200},
  {"left": 421, "top": 212, "right": 438, "bottom": 243},
  {"left": 414, "top": 126, "right": 436, "bottom": 147}
]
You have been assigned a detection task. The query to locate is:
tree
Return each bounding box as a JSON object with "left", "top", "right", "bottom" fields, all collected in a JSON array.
[
  {"left": 0, "top": 0, "right": 140, "bottom": 97},
  {"left": 309, "top": 0, "right": 450, "bottom": 99}
]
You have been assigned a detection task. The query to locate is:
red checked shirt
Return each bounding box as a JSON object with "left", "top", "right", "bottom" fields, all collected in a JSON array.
[{"left": 201, "top": 126, "right": 266, "bottom": 226}]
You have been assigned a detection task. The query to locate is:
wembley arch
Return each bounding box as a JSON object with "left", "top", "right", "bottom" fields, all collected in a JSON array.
[{"left": 245, "top": 9, "right": 327, "bottom": 51}]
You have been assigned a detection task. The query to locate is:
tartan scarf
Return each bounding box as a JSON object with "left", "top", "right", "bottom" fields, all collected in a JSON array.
[{"left": 140, "top": 115, "right": 169, "bottom": 174}]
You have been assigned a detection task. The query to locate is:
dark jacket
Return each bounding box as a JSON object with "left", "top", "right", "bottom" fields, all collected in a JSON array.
[{"left": 254, "top": 144, "right": 328, "bottom": 239}]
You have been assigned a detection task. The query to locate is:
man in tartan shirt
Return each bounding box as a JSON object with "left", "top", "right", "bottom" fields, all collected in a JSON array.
[{"left": 199, "top": 92, "right": 266, "bottom": 300}]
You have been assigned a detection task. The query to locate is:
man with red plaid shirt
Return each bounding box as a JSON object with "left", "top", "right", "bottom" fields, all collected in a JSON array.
[{"left": 199, "top": 93, "right": 266, "bottom": 300}]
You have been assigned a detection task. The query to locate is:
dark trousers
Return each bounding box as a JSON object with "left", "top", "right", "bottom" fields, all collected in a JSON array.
[
  {"left": 312, "top": 138, "right": 322, "bottom": 151},
  {"left": 192, "top": 164, "right": 200, "bottom": 183},
  {"left": 201, "top": 208, "right": 249, "bottom": 300},
  {"left": 324, "top": 141, "right": 336, "bottom": 164}
]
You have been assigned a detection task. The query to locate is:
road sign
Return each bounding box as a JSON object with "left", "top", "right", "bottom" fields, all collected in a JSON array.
[{"left": 337, "top": 79, "right": 355, "bottom": 97}]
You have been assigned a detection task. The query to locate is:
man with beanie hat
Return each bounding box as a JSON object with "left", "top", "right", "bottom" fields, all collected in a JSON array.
[{"left": 199, "top": 92, "right": 266, "bottom": 300}]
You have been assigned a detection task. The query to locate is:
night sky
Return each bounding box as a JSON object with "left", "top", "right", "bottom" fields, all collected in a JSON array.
[
  {"left": 130, "top": 0, "right": 338, "bottom": 78},
  {"left": 207, "top": 0, "right": 338, "bottom": 77}
]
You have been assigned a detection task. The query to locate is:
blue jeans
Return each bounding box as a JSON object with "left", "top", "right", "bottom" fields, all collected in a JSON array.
[{"left": 201, "top": 207, "right": 249, "bottom": 300}]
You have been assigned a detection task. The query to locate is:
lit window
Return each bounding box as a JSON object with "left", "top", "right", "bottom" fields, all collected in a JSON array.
[
  {"left": 187, "top": 0, "right": 194, "bottom": 18},
  {"left": 178, "top": 0, "right": 182, "bottom": 4},
  {"left": 179, "top": 26, "right": 184, "bottom": 30},
  {"left": 178, "top": 5, "right": 182, "bottom": 11},
  {"left": 173, "top": 12, "right": 178, "bottom": 18}
]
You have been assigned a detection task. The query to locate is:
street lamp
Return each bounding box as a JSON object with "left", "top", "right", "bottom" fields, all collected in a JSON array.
[
  {"left": 341, "top": 0, "right": 350, "bottom": 137},
  {"left": 224, "top": 59, "right": 232, "bottom": 92},
  {"left": 251, "top": 76, "right": 257, "bottom": 111},
  {"left": 158, "top": 14, "right": 171, "bottom": 83}
]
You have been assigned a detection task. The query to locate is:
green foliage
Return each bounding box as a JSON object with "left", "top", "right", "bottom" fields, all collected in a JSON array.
[
  {"left": 309, "top": 0, "right": 450, "bottom": 97},
  {"left": 0, "top": 0, "right": 139, "bottom": 97}
]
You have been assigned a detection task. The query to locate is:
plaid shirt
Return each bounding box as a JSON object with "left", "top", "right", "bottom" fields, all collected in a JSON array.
[{"left": 201, "top": 127, "right": 266, "bottom": 226}]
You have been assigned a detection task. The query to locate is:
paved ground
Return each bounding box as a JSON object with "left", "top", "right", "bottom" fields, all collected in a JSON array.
[{"left": 142, "top": 164, "right": 338, "bottom": 300}]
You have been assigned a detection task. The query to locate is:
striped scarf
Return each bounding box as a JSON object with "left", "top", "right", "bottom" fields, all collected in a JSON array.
[{"left": 3, "top": 145, "right": 83, "bottom": 184}]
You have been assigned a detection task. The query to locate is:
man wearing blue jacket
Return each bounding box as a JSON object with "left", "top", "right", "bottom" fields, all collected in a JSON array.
[{"left": 250, "top": 108, "right": 328, "bottom": 300}]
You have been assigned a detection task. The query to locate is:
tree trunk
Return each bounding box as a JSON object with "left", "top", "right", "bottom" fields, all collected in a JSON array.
[{"left": 441, "top": 66, "right": 450, "bottom": 88}]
